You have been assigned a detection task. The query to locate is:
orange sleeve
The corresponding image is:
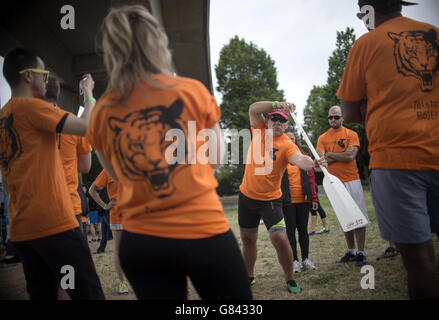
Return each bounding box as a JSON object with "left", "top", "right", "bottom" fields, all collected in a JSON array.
[
  {"left": 77, "top": 136, "right": 92, "bottom": 155},
  {"left": 204, "top": 93, "right": 221, "bottom": 129},
  {"left": 85, "top": 104, "right": 103, "bottom": 153},
  {"left": 336, "top": 39, "right": 367, "bottom": 102},
  {"left": 316, "top": 135, "right": 325, "bottom": 153},
  {"left": 93, "top": 170, "right": 108, "bottom": 189},
  {"left": 348, "top": 130, "right": 360, "bottom": 148},
  {"left": 285, "top": 139, "right": 300, "bottom": 163},
  {"left": 22, "top": 98, "right": 68, "bottom": 132}
]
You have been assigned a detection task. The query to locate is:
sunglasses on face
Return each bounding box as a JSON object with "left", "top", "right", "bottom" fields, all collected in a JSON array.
[
  {"left": 328, "top": 116, "right": 341, "bottom": 120},
  {"left": 19, "top": 68, "right": 50, "bottom": 83},
  {"left": 269, "top": 116, "right": 288, "bottom": 123}
]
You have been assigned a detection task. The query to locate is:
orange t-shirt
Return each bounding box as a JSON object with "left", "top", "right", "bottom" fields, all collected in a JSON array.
[
  {"left": 287, "top": 165, "right": 308, "bottom": 204},
  {"left": 337, "top": 16, "right": 439, "bottom": 170},
  {"left": 59, "top": 131, "right": 92, "bottom": 215},
  {"left": 0, "top": 98, "right": 78, "bottom": 242},
  {"left": 240, "top": 121, "right": 300, "bottom": 201},
  {"left": 316, "top": 126, "right": 360, "bottom": 183},
  {"left": 86, "top": 74, "right": 228, "bottom": 239},
  {"left": 93, "top": 169, "right": 122, "bottom": 224}
]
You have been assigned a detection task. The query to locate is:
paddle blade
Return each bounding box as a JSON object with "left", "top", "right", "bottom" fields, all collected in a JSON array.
[{"left": 322, "top": 173, "right": 369, "bottom": 232}]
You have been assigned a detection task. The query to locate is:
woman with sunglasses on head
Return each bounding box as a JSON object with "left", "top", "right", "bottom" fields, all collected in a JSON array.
[
  {"left": 238, "top": 101, "right": 327, "bottom": 294},
  {"left": 85, "top": 5, "right": 251, "bottom": 300}
]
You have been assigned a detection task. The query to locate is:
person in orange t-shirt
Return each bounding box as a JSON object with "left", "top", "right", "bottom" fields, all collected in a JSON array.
[
  {"left": 0, "top": 48, "right": 104, "bottom": 300},
  {"left": 44, "top": 76, "right": 93, "bottom": 234},
  {"left": 88, "top": 169, "right": 128, "bottom": 294},
  {"left": 281, "top": 133, "right": 318, "bottom": 274},
  {"left": 337, "top": 0, "right": 439, "bottom": 299},
  {"left": 85, "top": 5, "right": 251, "bottom": 300},
  {"left": 316, "top": 106, "right": 370, "bottom": 266},
  {"left": 238, "top": 101, "right": 327, "bottom": 294}
]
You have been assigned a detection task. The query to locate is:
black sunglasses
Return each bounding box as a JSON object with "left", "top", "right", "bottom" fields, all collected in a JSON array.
[
  {"left": 269, "top": 115, "right": 288, "bottom": 123},
  {"left": 328, "top": 116, "right": 341, "bottom": 120}
]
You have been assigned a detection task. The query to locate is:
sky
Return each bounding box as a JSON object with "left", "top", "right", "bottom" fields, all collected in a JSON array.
[
  {"left": 209, "top": 0, "right": 439, "bottom": 123},
  {"left": 1, "top": 0, "right": 439, "bottom": 119}
]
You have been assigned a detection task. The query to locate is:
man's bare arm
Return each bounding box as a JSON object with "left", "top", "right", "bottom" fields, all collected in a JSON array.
[
  {"left": 340, "top": 99, "right": 365, "bottom": 124},
  {"left": 325, "top": 146, "right": 359, "bottom": 163},
  {"left": 77, "top": 152, "right": 91, "bottom": 173}
]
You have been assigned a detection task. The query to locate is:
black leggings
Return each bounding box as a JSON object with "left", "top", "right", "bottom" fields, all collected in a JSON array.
[
  {"left": 119, "top": 229, "right": 252, "bottom": 300},
  {"left": 283, "top": 203, "right": 311, "bottom": 261},
  {"left": 310, "top": 201, "right": 327, "bottom": 219}
]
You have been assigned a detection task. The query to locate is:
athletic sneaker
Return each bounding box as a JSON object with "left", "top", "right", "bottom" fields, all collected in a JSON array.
[
  {"left": 376, "top": 247, "right": 400, "bottom": 261},
  {"left": 308, "top": 231, "right": 316, "bottom": 236},
  {"left": 317, "top": 228, "right": 330, "bottom": 235},
  {"left": 119, "top": 281, "right": 129, "bottom": 294},
  {"left": 286, "top": 280, "right": 302, "bottom": 293},
  {"left": 355, "top": 252, "right": 367, "bottom": 267},
  {"left": 248, "top": 277, "right": 255, "bottom": 286},
  {"left": 335, "top": 251, "right": 357, "bottom": 263},
  {"left": 293, "top": 260, "right": 302, "bottom": 273},
  {"left": 302, "top": 258, "right": 316, "bottom": 270}
]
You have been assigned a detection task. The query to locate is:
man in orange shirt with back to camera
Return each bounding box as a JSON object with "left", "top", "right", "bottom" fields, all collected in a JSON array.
[
  {"left": 0, "top": 47, "right": 104, "bottom": 300},
  {"left": 338, "top": 0, "right": 439, "bottom": 299},
  {"left": 44, "top": 75, "right": 93, "bottom": 232}
]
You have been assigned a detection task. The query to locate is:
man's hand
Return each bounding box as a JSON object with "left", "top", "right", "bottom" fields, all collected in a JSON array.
[
  {"left": 314, "top": 157, "right": 328, "bottom": 169},
  {"left": 79, "top": 73, "right": 94, "bottom": 98},
  {"left": 275, "top": 102, "right": 295, "bottom": 115},
  {"left": 312, "top": 201, "right": 319, "bottom": 211},
  {"left": 106, "top": 199, "right": 117, "bottom": 210}
]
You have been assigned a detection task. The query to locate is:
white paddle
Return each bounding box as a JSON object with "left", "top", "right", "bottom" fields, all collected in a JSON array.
[{"left": 290, "top": 112, "right": 369, "bottom": 232}]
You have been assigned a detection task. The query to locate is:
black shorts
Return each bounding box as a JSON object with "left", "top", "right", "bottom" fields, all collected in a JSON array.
[
  {"left": 12, "top": 228, "right": 105, "bottom": 300},
  {"left": 238, "top": 192, "right": 286, "bottom": 233}
]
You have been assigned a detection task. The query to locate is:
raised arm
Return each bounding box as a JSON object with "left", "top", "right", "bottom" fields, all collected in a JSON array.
[
  {"left": 61, "top": 74, "right": 96, "bottom": 136},
  {"left": 249, "top": 101, "right": 294, "bottom": 127},
  {"left": 290, "top": 152, "right": 327, "bottom": 172}
]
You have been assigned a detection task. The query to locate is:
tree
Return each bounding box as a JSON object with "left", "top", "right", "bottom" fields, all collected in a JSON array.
[
  {"left": 215, "top": 36, "right": 285, "bottom": 130},
  {"left": 303, "top": 27, "right": 370, "bottom": 182},
  {"left": 214, "top": 36, "right": 285, "bottom": 195}
]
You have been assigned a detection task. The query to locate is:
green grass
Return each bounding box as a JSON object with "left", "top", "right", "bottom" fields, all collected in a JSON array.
[{"left": 187, "top": 190, "right": 439, "bottom": 300}]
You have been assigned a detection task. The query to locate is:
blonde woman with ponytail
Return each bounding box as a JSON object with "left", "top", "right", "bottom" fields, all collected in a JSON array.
[{"left": 86, "top": 5, "right": 252, "bottom": 300}]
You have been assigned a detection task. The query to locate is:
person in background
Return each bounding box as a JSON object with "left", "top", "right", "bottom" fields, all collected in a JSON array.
[
  {"left": 89, "top": 170, "right": 128, "bottom": 294},
  {"left": 316, "top": 106, "right": 370, "bottom": 267},
  {"left": 281, "top": 134, "right": 318, "bottom": 273}
]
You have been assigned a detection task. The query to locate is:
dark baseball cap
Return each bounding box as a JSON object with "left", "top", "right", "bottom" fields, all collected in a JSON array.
[{"left": 358, "top": 0, "right": 418, "bottom": 13}]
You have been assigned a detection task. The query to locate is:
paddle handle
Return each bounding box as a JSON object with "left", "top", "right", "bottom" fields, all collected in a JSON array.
[{"left": 290, "top": 111, "right": 330, "bottom": 177}]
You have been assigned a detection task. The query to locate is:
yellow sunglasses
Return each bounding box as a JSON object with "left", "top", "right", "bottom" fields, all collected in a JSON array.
[{"left": 19, "top": 68, "right": 50, "bottom": 83}]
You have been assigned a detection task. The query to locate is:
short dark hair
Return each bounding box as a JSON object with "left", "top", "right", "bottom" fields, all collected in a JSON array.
[
  {"left": 45, "top": 75, "right": 60, "bottom": 102},
  {"left": 358, "top": 0, "right": 417, "bottom": 14},
  {"left": 3, "top": 47, "right": 40, "bottom": 87}
]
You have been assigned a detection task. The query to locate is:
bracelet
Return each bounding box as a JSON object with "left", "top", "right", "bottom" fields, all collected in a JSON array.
[
  {"left": 85, "top": 96, "right": 96, "bottom": 103},
  {"left": 103, "top": 203, "right": 107, "bottom": 209},
  {"left": 272, "top": 101, "right": 277, "bottom": 109}
]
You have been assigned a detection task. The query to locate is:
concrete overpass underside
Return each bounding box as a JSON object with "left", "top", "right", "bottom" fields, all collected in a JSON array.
[{"left": 0, "top": 0, "right": 212, "bottom": 113}]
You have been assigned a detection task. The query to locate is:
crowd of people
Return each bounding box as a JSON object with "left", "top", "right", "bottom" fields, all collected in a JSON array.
[{"left": 0, "top": 0, "right": 438, "bottom": 300}]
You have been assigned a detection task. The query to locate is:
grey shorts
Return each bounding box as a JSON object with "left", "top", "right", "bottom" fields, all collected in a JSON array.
[
  {"left": 370, "top": 169, "right": 439, "bottom": 244},
  {"left": 343, "top": 179, "right": 370, "bottom": 224}
]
